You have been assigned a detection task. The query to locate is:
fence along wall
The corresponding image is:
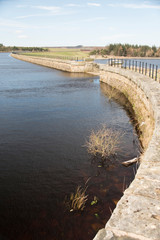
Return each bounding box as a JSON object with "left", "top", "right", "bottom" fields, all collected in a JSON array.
[
  {"left": 94, "top": 65, "right": 160, "bottom": 240},
  {"left": 107, "top": 58, "right": 160, "bottom": 82}
]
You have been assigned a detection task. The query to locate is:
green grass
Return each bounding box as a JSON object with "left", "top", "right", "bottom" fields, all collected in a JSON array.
[{"left": 21, "top": 48, "right": 90, "bottom": 60}]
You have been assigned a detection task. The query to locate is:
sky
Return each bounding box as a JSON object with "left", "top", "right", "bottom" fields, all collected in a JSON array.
[{"left": 0, "top": 0, "right": 160, "bottom": 47}]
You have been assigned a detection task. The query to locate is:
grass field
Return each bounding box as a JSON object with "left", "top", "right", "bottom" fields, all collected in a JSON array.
[{"left": 21, "top": 48, "right": 91, "bottom": 60}]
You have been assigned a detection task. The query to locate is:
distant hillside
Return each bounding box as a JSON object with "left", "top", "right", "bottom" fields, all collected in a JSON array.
[{"left": 90, "top": 44, "right": 160, "bottom": 57}]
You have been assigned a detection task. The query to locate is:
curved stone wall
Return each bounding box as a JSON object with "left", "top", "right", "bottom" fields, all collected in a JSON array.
[{"left": 94, "top": 65, "right": 160, "bottom": 240}]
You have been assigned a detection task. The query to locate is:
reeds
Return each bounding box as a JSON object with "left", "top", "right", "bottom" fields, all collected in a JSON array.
[
  {"left": 70, "top": 185, "right": 88, "bottom": 211},
  {"left": 64, "top": 179, "right": 90, "bottom": 212},
  {"left": 85, "top": 125, "right": 122, "bottom": 159}
]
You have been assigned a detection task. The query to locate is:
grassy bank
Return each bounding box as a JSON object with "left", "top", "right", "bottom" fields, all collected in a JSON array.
[{"left": 21, "top": 48, "right": 90, "bottom": 60}]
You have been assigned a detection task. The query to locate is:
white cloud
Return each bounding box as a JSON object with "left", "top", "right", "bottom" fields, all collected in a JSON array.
[
  {"left": 16, "top": 5, "right": 28, "bottom": 8},
  {"left": 87, "top": 3, "right": 101, "bottom": 7},
  {"left": 15, "top": 5, "right": 73, "bottom": 19},
  {"left": 66, "top": 4, "right": 83, "bottom": 7},
  {"left": 64, "top": 16, "right": 107, "bottom": 25},
  {"left": 18, "top": 35, "right": 28, "bottom": 39},
  {"left": 124, "top": 3, "right": 160, "bottom": 9},
  {"left": 31, "top": 5, "right": 61, "bottom": 12},
  {"left": 0, "top": 18, "right": 26, "bottom": 28},
  {"left": 15, "top": 30, "right": 23, "bottom": 33},
  {"left": 16, "top": 14, "right": 47, "bottom": 19},
  {"left": 0, "top": 18, "right": 43, "bottom": 31},
  {"left": 15, "top": 10, "right": 72, "bottom": 19},
  {"left": 108, "top": 27, "right": 115, "bottom": 31},
  {"left": 16, "top": 4, "right": 61, "bottom": 12},
  {"left": 82, "top": 17, "right": 106, "bottom": 22},
  {"left": 108, "top": 3, "right": 160, "bottom": 9},
  {"left": 15, "top": 5, "right": 61, "bottom": 18}
]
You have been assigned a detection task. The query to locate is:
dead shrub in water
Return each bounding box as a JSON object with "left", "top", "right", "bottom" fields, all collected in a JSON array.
[{"left": 85, "top": 125, "right": 122, "bottom": 160}]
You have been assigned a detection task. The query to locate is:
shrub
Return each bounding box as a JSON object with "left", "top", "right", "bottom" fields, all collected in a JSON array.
[{"left": 85, "top": 125, "right": 122, "bottom": 159}]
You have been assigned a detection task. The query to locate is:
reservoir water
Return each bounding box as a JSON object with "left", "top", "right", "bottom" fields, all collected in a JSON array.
[{"left": 0, "top": 53, "right": 140, "bottom": 240}]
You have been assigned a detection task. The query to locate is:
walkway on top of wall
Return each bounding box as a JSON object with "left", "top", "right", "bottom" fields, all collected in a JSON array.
[{"left": 94, "top": 65, "right": 160, "bottom": 240}]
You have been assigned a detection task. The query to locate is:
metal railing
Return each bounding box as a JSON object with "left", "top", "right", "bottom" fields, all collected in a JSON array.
[{"left": 107, "top": 58, "right": 159, "bottom": 82}]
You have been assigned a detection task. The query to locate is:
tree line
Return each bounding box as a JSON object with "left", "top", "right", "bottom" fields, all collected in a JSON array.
[
  {"left": 90, "top": 44, "right": 160, "bottom": 57},
  {"left": 0, "top": 44, "right": 48, "bottom": 52}
]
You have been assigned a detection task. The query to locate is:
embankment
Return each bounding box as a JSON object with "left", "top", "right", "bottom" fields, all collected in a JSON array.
[
  {"left": 11, "top": 53, "right": 96, "bottom": 73},
  {"left": 12, "top": 54, "right": 160, "bottom": 240}
]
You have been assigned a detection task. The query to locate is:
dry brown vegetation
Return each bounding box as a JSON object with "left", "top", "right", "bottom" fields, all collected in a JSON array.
[
  {"left": 85, "top": 125, "right": 123, "bottom": 160},
  {"left": 69, "top": 185, "right": 88, "bottom": 211},
  {"left": 64, "top": 178, "right": 91, "bottom": 212}
]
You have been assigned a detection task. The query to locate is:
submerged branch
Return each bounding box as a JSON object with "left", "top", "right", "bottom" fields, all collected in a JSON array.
[{"left": 122, "top": 157, "right": 139, "bottom": 167}]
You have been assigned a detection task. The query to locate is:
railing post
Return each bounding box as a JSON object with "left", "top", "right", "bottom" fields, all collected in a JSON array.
[
  {"left": 129, "top": 60, "right": 131, "bottom": 69},
  {"left": 149, "top": 64, "right": 151, "bottom": 77},
  {"left": 135, "top": 61, "right": 137, "bottom": 72},
  {"left": 142, "top": 62, "right": 144, "bottom": 74},
  {"left": 155, "top": 65, "right": 158, "bottom": 81},
  {"left": 145, "top": 63, "right": 147, "bottom": 75},
  {"left": 139, "top": 62, "right": 141, "bottom": 73},
  {"left": 124, "top": 60, "right": 127, "bottom": 69},
  {"left": 152, "top": 64, "right": 154, "bottom": 79}
]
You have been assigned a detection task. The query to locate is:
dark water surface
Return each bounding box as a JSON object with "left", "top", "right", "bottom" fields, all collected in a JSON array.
[{"left": 0, "top": 53, "right": 139, "bottom": 240}]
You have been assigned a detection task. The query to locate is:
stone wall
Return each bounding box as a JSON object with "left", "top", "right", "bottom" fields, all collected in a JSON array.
[
  {"left": 99, "top": 66, "right": 154, "bottom": 149},
  {"left": 11, "top": 54, "right": 95, "bottom": 73},
  {"left": 94, "top": 65, "right": 160, "bottom": 240}
]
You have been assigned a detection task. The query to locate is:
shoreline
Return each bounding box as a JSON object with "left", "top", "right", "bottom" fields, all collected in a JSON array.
[{"left": 92, "top": 55, "right": 160, "bottom": 60}]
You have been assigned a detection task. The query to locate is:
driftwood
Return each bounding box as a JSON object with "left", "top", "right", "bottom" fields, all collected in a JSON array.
[{"left": 122, "top": 157, "right": 139, "bottom": 167}]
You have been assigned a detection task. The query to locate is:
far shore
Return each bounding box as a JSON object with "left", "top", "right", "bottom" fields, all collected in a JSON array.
[{"left": 92, "top": 55, "right": 160, "bottom": 60}]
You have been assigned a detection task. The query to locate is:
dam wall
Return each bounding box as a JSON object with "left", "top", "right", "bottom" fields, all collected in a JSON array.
[
  {"left": 11, "top": 53, "right": 95, "bottom": 73},
  {"left": 94, "top": 65, "right": 160, "bottom": 240}
]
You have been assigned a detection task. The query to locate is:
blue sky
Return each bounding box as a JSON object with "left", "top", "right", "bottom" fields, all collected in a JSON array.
[{"left": 0, "top": 0, "right": 160, "bottom": 47}]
